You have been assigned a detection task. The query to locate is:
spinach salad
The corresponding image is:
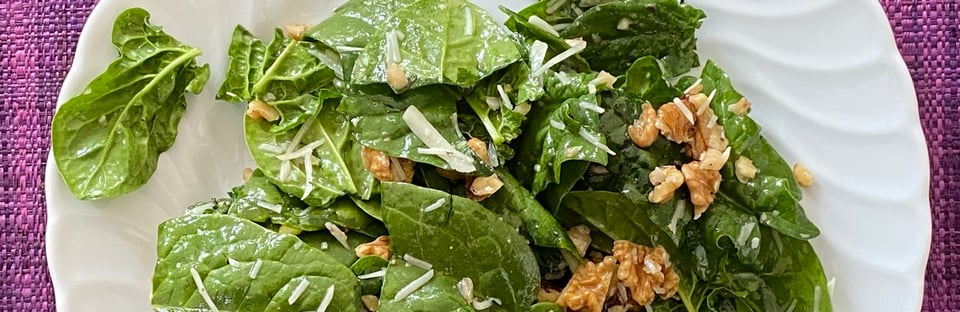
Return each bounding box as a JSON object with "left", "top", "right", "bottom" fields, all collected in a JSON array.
[{"left": 52, "top": 1, "right": 832, "bottom": 311}]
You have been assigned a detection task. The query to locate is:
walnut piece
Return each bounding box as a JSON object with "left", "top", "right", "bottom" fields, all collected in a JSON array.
[
  {"left": 467, "top": 137, "right": 491, "bottom": 166},
  {"left": 681, "top": 161, "right": 721, "bottom": 219},
  {"left": 612, "top": 241, "right": 680, "bottom": 305},
  {"left": 467, "top": 175, "right": 504, "bottom": 201},
  {"left": 538, "top": 288, "right": 561, "bottom": 303},
  {"left": 361, "top": 295, "right": 379, "bottom": 311},
  {"left": 361, "top": 147, "right": 414, "bottom": 183},
  {"left": 793, "top": 163, "right": 814, "bottom": 187},
  {"left": 386, "top": 62, "right": 409, "bottom": 91},
  {"left": 686, "top": 93, "right": 728, "bottom": 160},
  {"left": 355, "top": 236, "right": 391, "bottom": 260},
  {"left": 567, "top": 225, "right": 592, "bottom": 257},
  {"left": 735, "top": 156, "right": 758, "bottom": 183},
  {"left": 648, "top": 166, "right": 684, "bottom": 203},
  {"left": 246, "top": 100, "right": 280, "bottom": 122},
  {"left": 242, "top": 168, "right": 254, "bottom": 182},
  {"left": 628, "top": 103, "right": 659, "bottom": 148},
  {"left": 283, "top": 24, "right": 309, "bottom": 41},
  {"left": 556, "top": 256, "right": 617, "bottom": 312},
  {"left": 698, "top": 147, "right": 731, "bottom": 171},
  {"left": 727, "top": 97, "right": 751, "bottom": 116},
  {"left": 655, "top": 99, "right": 696, "bottom": 143}
]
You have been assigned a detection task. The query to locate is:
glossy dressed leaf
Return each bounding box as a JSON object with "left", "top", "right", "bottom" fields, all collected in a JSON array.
[
  {"left": 512, "top": 73, "right": 610, "bottom": 194},
  {"left": 351, "top": 0, "right": 523, "bottom": 91},
  {"left": 245, "top": 102, "right": 360, "bottom": 207},
  {"left": 744, "top": 227, "right": 833, "bottom": 312},
  {"left": 501, "top": 6, "right": 591, "bottom": 72},
  {"left": 700, "top": 60, "right": 820, "bottom": 240},
  {"left": 280, "top": 197, "right": 387, "bottom": 237},
  {"left": 339, "top": 85, "right": 473, "bottom": 170},
  {"left": 378, "top": 259, "right": 474, "bottom": 312},
  {"left": 530, "top": 302, "right": 565, "bottom": 312},
  {"left": 382, "top": 182, "right": 540, "bottom": 311},
  {"left": 464, "top": 64, "right": 530, "bottom": 146},
  {"left": 350, "top": 256, "right": 389, "bottom": 295},
  {"left": 561, "top": 0, "right": 706, "bottom": 76},
  {"left": 483, "top": 170, "right": 580, "bottom": 264},
  {"left": 217, "top": 26, "right": 337, "bottom": 132},
  {"left": 700, "top": 196, "right": 762, "bottom": 264},
  {"left": 151, "top": 214, "right": 360, "bottom": 311},
  {"left": 52, "top": 7, "right": 210, "bottom": 200},
  {"left": 299, "top": 230, "right": 373, "bottom": 266}
]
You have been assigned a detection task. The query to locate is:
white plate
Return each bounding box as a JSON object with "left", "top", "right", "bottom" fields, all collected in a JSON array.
[{"left": 45, "top": 0, "right": 930, "bottom": 311}]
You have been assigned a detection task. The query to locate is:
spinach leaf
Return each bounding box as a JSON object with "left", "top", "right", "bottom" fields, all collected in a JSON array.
[
  {"left": 51, "top": 7, "right": 209, "bottom": 200},
  {"left": 339, "top": 85, "right": 474, "bottom": 170},
  {"left": 351, "top": 0, "right": 523, "bottom": 91},
  {"left": 700, "top": 61, "right": 820, "bottom": 240},
  {"left": 378, "top": 259, "right": 474, "bottom": 312},
  {"left": 483, "top": 170, "right": 580, "bottom": 264},
  {"left": 151, "top": 214, "right": 360, "bottom": 311},
  {"left": 464, "top": 64, "right": 529, "bottom": 147},
  {"left": 304, "top": 0, "right": 418, "bottom": 81},
  {"left": 244, "top": 100, "right": 359, "bottom": 207},
  {"left": 300, "top": 230, "right": 373, "bottom": 266},
  {"left": 350, "top": 256, "right": 389, "bottom": 295},
  {"left": 561, "top": 0, "right": 706, "bottom": 76},
  {"left": 512, "top": 73, "right": 611, "bottom": 194},
  {"left": 382, "top": 182, "right": 540, "bottom": 311},
  {"left": 218, "top": 26, "right": 337, "bottom": 132},
  {"left": 501, "top": 7, "right": 591, "bottom": 72},
  {"left": 530, "top": 302, "right": 564, "bottom": 312},
  {"left": 281, "top": 197, "right": 387, "bottom": 237},
  {"left": 745, "top": 227, "right": 832, "bottom": 312},
  {"left": 699, "top": 197, "right": 762, "bottom": 265}
]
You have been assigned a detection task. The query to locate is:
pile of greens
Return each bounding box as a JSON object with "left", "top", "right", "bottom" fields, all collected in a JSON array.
[{"left": 51, "top": 1, "right": 832, "bottom": 312}]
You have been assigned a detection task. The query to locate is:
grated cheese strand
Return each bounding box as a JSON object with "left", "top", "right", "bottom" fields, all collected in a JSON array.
[
  {"left": 578, "top": 128, "right": 616, "bottom": 155},
  {"left": 288, "top": 279, "right": 311, "bottom": 305},
  {"left": 472, "top": 297, "right": 502, "bottom": 310},
  {"left": 249, "top": 259, "right": 262, "bottom": 279},
  {"left": 402, "top": 106, "right": 476, "bottom": 173},
  {"left": 737, "top": 222, "right": 756, "bottom": 247},
  {"left": 463, "top": 7, "right": 474, "bottom": 37},
  {"left": 358, "top": 269, "right": 387, "bottom": 280},
  {"left": 276, "top": 140, "right": 324, "bottom": 161},
  {"left": 496, "top": 85, "right": 514, "bottom": 110},
  {"left": 422, "top": 198, "right": 446, "bottom": 212},
  {"left": 531, "top": 39, "right": 586, "bottom": 78},
  {"left": 403, "top": 254, "right": 433, "bottom": 270},
  {"left": 392, "top": 269, "right": 435, "bottom": 302},
  {"left": 316, "top": 284, "right": 335, "bottom": 312},
  {"left": 325, "top": 222, "right": 351, "bottom": 249},
  {"left": 257, "top": 200, "right": 283, "bottom": 214},
  {"left": 673, "top": 98, "right": 695, "bottom": 124},
  {"left": 301, "top": 152, "right": 314, "bottom": 200},
  {"left": 457, "top": 277, "right": 475, "bottom": 303},
  {"left": 527, "top": 15, "right": 560, "bottom": 37},
  {"left": 190, "top": 267, "right": 221, "bottom": 312}
]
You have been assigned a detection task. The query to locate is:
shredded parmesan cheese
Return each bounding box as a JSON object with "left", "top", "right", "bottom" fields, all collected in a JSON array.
[
  {"left": 463, "top": 7, "right": 474, "bottom": 36},
  {"left": 190, "top": 267, "right": 220, "bottom": 312},
  {"left": 457, "top": 277, "right": 475, "bottom": 303},
  {"left": 301, "top": 153, "right": 314, "bottom": 200},
  {"left": 276, "top": 140, "right": 324, "bottom": 161},
  {"left": 392, "top": 269, "right": 435, "bottom": 302},
  {"left": 257, "top": 200, "right": 283, "bottom": 213},
  {"left": 578, "top": 128, "right": 616, "bottom": 155},
  {"left": 683, "top": 78, "right": 703, "bottom": 95},
  {"left": 249, "top": 259, "right": 262, "bottom": 279},
  {"left": 403, "top": 106, "right": 476, "bottom": 172},
  {"left": 579, "top": 100, "right": 605, "bottom": 113},
  {"left": 496, "top": 85, "right": 514, "bottom": 110},
  {"left": 316, "top": 284, "right": 335, "bottom": 312},
  {"left": 529, "top": 41, "right": 548, "bottom": 71},
  {"left": 358, "top": 269, "right": 387, "bottom": 280},
  {"left": 737, "top": 222, "right": 756, "bottom": 247},
  {"left": 813, "top": 286, "right": 822, "bottom": 312},
  {"left": 227, "top": 257, "right": 240, "bottom": 267},
  {"left": 485, "top": 96, "right": 502, "bottom": 111},
  {"left": 549, "top": 119, "right": 566, "bottom": 130},
  {"left": 288, "top": 279, "right": 311, "bottom": 305},
  {"left": 325, "top": 222, "right": 351, "bottom": 249},
  {"left": 673, "top": 98, "right": 695, "bottom": 124},
  {"left": 403, "top": 254, "right": 433, "bottom": 270},
  {"left": 472, "top": 297, "right": 502, "bottom": 310},
  {"left": 531, "top": 39, "right": 587, "bottom": 78},
  {"left": 667, "top": 199, "right": 686, "bottom": 234},
  {"left": 422, "top": 198, "right": 446, "bottom": 212},
  {"left": 258, "top": 143, "right": 286, "bottom": 154},
  {"left": 527, "top": 15, "right": 560, "bottom": 37},
  {"left": 617, "top": 18, "right": 632, "bottom": 30}
]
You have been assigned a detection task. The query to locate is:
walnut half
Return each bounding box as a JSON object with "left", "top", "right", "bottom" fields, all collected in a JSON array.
[
  {"left": 612, "top": 241, "right": 679, "bottom": 305},
  {"left": 556, "top": 256, "right": 617, "bottom": 312},
  {"left": 628, "top": 103, "right": 659, "bottom": 148},
  {"left": 355, "top": 236, "right": 391, "bottom": 260},
  {"left": 361, "top": 147, "right": 414, "bottom": 183},
  {"left": 648, "top": 166, "right": 684, "bottom": 203},
  {"left": 681, "top": 161, "right": 721, "bottom": 219}
]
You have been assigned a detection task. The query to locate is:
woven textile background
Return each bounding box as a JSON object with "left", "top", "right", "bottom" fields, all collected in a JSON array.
[{"left": 0, "top": 0, "right": 954, "bottom": 310}]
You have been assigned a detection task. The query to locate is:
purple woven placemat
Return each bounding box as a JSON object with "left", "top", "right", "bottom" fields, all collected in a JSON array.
[{"left": 0, "top": 0, "right": 955, "bottom": 310}]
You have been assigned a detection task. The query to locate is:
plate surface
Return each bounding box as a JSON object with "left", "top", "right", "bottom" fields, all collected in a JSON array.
[{"left": 45, "top": 0, "right": 929, "bottom": 311}]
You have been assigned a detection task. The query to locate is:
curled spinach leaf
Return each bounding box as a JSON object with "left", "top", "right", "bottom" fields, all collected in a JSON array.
[{"left": 52, "top": 8, "right": 209, "bottom": 200}]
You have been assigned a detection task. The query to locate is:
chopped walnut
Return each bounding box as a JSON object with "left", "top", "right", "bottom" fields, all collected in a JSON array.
[
  {"left": 655, "top": 99, "right": 696, "bottom": 143},
  {"left": 628, "top": 103, "right": 659, "bottom": 148},
  {"left": 246, "top": 100, "right": 280, "bottom": 122},
  {"left": 567, "top": 225, "right": 592, "bottom": 257},
  {"left": 361, "top": 147, "right": 414, "bottom": 183},
  {"left": 556, "top": 256, "right": 617, "bottom": 312},
  {"left": 687, "top": 92, "right": 710, "bottom": 114},
  {"left": 361, "top": 295, "right": 380, "bottom": 311},
  {"left": 242, "top": 168, "right": 254, "bottom": 182},
  {"left": 735, "top": 156, "right": 758, "bottom": 183},
  {"left": 467, "top": 175, "right": 503, "bottom": 201},
  {"left": 793, "top": 163, "right": 814, "bottom": 187},
  {"left": 612, "top": 241, "right": 680, "bottom": 305},
  {"left": 538, "top": 288, "right": 561, "bottom": 303},
  {"left": 681, "top": 161, "right": 721, "bottom": 219},
  {"left": 355, "top": 236, "right": 391, "bottom": 260},
  {"left": 698, "top": 147, "right": 730, "bottom": 171},
  {"left": 283, "top": 24, "right": 309, "bottom": 41},
  {"left": 727, "top": 97, "right": 751, "bottom": 116},
  {"left": 467, "top": 137, "right": 491, "bottom": 166},
  {"left": 386, "top": 63, "right": 409, "bottom": 91},
  {"left": 648, "top": 166, "right": 684, "bottom": 203}
]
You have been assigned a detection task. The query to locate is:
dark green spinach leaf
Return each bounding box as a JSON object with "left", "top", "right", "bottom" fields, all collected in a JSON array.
[
  {"left": 378, "top": 259, "right": 474, "bottom": 312},
  {"left": 52, "top": 8, "right": 209, "bottom": 200},
  {"left": 151, "top": 214, "right": 360, "bottom": 311}
]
